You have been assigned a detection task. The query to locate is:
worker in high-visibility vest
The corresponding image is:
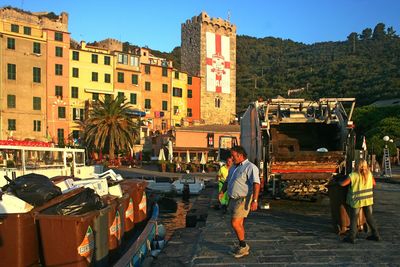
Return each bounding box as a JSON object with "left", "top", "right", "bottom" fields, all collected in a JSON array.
[
  {"left": 217, "top": 156, "right": 233, "bottom": 212},
  {"left": 340, "top": 159, "right": 381, "bottom": 243}
]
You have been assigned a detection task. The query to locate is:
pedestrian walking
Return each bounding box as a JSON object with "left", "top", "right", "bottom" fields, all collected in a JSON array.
[
  {"left": 219, "top": 146, "right": 260, "bottom": 258},
  {"left": 340, "top": 159, "right": 381, "bottom": 243},
  {"left": 217, "top": 155, "right": 233, "bottom": 212}
]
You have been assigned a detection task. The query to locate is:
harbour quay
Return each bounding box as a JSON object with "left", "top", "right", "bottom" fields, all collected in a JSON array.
[{"left": 151, "top": 168, "right": 400, "bottom": 266}]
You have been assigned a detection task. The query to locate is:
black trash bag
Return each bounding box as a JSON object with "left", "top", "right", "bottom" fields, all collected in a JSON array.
[
  {"left": 42, "top": 188, "right": 105, "bottom": 215},
  {"left": 8, "top": 173, "right": 62, "bottom": 206}
]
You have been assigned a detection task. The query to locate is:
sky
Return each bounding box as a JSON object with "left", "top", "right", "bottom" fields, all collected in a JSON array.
[{"left": 1, "top": 0, "right": 399, "bottom": 52}]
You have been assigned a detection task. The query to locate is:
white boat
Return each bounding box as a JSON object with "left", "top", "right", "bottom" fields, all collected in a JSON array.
[
  {"left": 144, "top": 177, "right": 175, "bottom": 193},
  {"left": 0, "top": 144, "right": 98, "bottom": 187},
  {"left": 172, "top": 174, "right": 205, "bottom": 195}
]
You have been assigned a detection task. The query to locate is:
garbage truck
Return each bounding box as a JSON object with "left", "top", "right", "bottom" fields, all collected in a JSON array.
[{"left": 240, "top": 98, "right": 356, "bottom": 200}]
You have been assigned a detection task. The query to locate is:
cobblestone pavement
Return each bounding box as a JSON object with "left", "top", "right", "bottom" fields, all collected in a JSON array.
[{"left": 152, "top": 181, "right": 400, "bottom": 266}]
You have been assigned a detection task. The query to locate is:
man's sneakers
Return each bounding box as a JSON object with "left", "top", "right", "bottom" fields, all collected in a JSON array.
[
  {"left": 230, "top": 244, "right": 250, "bottom": 258},
  {"left": 366, "top": 235, "right": 381, "bottom": 241}
]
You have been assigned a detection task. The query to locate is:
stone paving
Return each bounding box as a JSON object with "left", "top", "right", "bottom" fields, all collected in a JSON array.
[{"left": 152, "top": 180, "right": 400, "bottom": 266}]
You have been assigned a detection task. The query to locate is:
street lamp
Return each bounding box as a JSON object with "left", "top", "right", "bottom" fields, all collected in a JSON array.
[{"left": 382, "top": 135, "right": 393, "bottom": 178}]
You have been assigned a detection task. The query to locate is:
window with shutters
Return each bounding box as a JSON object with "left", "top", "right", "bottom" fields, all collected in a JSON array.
[
  {"left": 7, "top": 95, "right": 16, "bottom": 108},
  {"left": 7, "top": 38, "right": 15, "bottom": 49},
  {"left": 8, "top": 119, "right": 16, "bottom": 130},
  {"left": 55, "top": 64, "right": 63, "bottom": 75},
  {"left": 33, "top": 42, "right": 41, "bottom": 54},
  {"left": 33, "top": 120, "right": 41, "bottom": 132},
  {"left": 132, "top": 74, "right": 138, "bottom": 85},
  {"left": 33, "top": 67, "right": 41, "bottom": 83},
  {"left": 55, "top": 46, "right": 63, "bottom": 57},
  {"left": 33, "top": 97, "right": 41, "bottom": 110},
  {"left": 130, "top": 93, "right": 137, "bottom": 104},
  {"left": 72, "top": 68, "right": 79, "bottom": 78},
  {"left": 55, "top": 32, "right": 63, "bottom": 41},
  {"left": 55, "top": 86, "right": 63, "bottom": 98},
  {"left": 58, "top": 107, "right": 66, "bottom": 119},
  {"left": 24, "top": 26, "right": 31, "bottom": 35},
  {"left": 72, "top": 51, "right": 79, "bottom": 60},
  {"left": 8, "top": 64, "right": 16, "bottom": 80},
  {"left": 71, "top": 87, "right": 78, "bottom": 98}
]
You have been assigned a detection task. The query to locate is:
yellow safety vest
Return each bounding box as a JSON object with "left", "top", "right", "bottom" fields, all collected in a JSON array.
[
  {"left": 346, "top": 172, "right": 374, "bottom": 208},
  {"left": 218, "top": 165, "right": 229, "bottom": 183}
]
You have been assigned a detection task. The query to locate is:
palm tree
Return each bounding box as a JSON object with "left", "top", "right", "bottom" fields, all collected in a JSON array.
[{"left": 80, "top": 96, "right": 138, "bottom": 160}]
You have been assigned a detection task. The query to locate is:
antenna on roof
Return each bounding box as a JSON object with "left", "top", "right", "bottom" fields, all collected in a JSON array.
[{"left": 227, "top": 10, "right": 231, "bottom": 22}]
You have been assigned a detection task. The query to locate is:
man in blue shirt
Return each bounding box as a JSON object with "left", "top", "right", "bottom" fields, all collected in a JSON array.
[{"left": 219, "top": 146, "right": 260, "bottom": 258}]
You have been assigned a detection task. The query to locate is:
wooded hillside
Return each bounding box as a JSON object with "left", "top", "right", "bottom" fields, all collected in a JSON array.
[{"left": 152, "top": 23, "right": 400, "bottom": 112}]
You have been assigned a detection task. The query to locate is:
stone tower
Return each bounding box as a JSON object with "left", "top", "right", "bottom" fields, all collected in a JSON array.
[{"left": 181, "top": 12, "right": 236, "bottom": 125}]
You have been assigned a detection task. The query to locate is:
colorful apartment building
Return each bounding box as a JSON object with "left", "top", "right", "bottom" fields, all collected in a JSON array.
[
  {"left": 140, "top": 48, "right": 173, "bottom": 131},
  {"left": 171, "top": 70, "right": 188, "bottom": 126},
  {"left": 44, "top": 24, "right": 70, "bottom": 144},
  {"left": 94, "top": 39, "right": 141, "bottom": 110},
  {"left": 186, "top": 76, "right": 201, "bottom": 123},
  {"left": 69, "top": 41, "right": 114, "bottom": 141},
  {"left": 0, "top": 7, "right": 230, "bottom": 155},
  {"left": 0, "top": 8, "right": 67, "bottom": 142}
]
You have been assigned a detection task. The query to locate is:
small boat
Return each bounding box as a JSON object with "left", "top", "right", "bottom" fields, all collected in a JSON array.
[
  {"left": 144, "top": 177, "right": 176, "bottom": 194},
  {"left": 172, "top": 174, "right": 205, "bottom": 195}
]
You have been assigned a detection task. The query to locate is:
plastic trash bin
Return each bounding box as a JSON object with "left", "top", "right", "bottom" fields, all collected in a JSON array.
[
  {"left": 117, "top": 193, "right": 134, "bottom": 237},
  {"left": 0, "top": 212, "right": 39, "bottom": 267},
  {"left": 327, "top": 181, "right": 350, "bottom": 234},
  {"left": 93, "top": 206, "right": 110, "bottom": 267},
  {"left": 120, "top": 180, "right": 148, "bottom": 225},
  {"left": 102, "top": 195, "right": 125, "bottom": 262},
  {"left": 36, "top": 210, "right": 100, "bottom": 267},
  {"left": 0, "top": 187, "right": 86, "bottom": 267},
  {"left": 327, "top": 181, "right": 366, "bottom": 234}
]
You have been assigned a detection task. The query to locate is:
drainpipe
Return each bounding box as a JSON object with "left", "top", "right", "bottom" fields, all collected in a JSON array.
[{"left": 0, "top": 33, "right": 3, "bottom": 139}]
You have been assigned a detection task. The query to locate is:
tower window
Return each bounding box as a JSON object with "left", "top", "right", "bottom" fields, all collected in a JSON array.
[{"left": 215, "top": 98, "right": 221, "bottom": 108}]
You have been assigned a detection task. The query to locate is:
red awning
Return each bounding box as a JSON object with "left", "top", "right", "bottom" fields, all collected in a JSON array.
[{"left": 0, "top": 140, "right": 52, "bottom": 147}]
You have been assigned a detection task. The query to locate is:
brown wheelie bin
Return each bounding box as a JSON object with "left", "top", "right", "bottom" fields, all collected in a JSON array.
[
  {"left": 116, "top": 192, "right": 134, "bottom": 239},
  {"left": 36, "top": 211, "right": 100, "bottom": 266},
  {"left": 0, "top": 188, "right": 86, "bottom": 267},
  {"left": 93, "top": 205, "right": 110, "bottom": 267},
  {"left": 328, "top": 180, "right": 366, "bottom": 234},
  {"left": 120, "top": 180, "right": 148, "bottom": 226},
  {"left": 0, "top": 212, "right": 39, "bottom": 267},
  {"left": 102, "top": 195, "right": 125, "bottom": 262},
  {"left": 35, "top": 188, "right": 106, "bottom": 267}
]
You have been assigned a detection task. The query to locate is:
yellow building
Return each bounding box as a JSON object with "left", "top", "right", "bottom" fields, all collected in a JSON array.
[
  {"left": 69, "top": 41, "right": 114, "bottom": 140},
  {"left": 171, "top": 70, "right": 188, "bottom": 127}
]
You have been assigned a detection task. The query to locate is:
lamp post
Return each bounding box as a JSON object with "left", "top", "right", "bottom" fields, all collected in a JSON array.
[{"left": 382, "top": 136, "right": 392, "bottom": 178}]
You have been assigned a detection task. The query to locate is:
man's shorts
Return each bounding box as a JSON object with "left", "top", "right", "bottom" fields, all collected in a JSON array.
[{"left": 228, "top": 195, "right": 253, "bottom": 218}]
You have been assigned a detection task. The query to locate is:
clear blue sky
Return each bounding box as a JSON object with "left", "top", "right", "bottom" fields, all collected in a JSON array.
[{"left": 2, "top": 0, "right": 399, "bottom": 52}]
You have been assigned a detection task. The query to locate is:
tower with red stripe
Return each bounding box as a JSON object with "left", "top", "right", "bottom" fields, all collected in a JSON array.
[{"left": 181, "top": 12, "right": 236, "bottom": 125}]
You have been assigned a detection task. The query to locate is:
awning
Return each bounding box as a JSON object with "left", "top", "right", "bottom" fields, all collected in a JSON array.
[
  {"left": 0, "top": 140, "right": 52, "bottom": 147},
  {"left": 126, "top": 109, "right": 146, "bottom": 117},
  {"left": 84, "top": 88, "right": 113, "bottom": 94}
]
